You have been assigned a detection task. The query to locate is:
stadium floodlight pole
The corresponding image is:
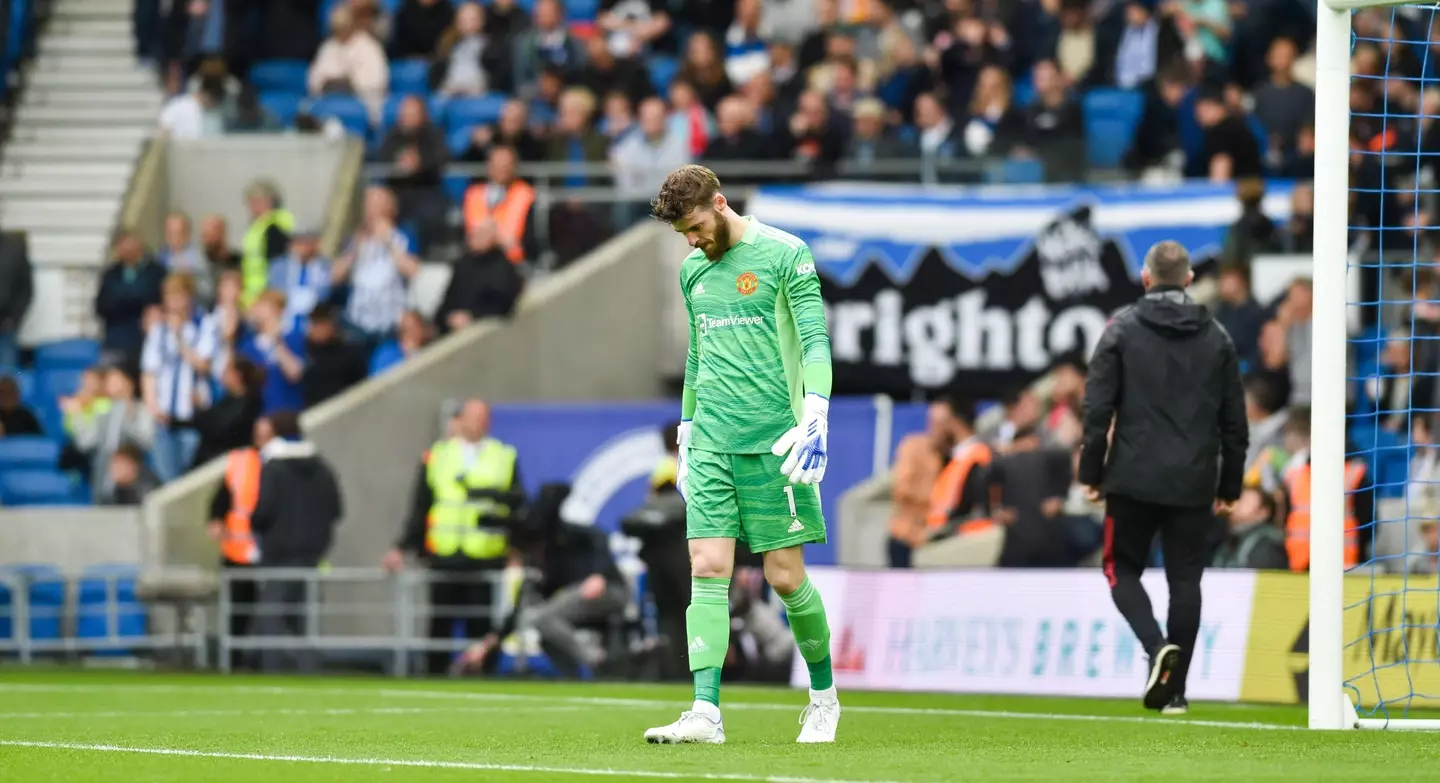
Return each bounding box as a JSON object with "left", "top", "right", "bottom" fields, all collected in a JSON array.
[{"left": 1307, "top": 0, "right": 1350, "bottom": 732}]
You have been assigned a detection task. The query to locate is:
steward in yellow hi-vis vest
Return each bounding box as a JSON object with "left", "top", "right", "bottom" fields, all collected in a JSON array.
[
  {"left": 241, "top": 179, "right": 294, "bottom": 307},
  {"left": 383, "top": 399, "right": 525, "bottom": 674}
]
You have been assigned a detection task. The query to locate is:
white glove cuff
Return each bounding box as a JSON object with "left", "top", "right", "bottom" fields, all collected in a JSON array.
[
  {"left": 803, "top": 393, "right": 829, "bottom": 420},
  {"left": 677, "top": 419, "right": 692, "bottom": 447}
]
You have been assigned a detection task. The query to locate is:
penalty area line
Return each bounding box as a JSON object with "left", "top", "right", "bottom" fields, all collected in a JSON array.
[{"left": 0, "top": 740, "right": 904, "bottom": 783}]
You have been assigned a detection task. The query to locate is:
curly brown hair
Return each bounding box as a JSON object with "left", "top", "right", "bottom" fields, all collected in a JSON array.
[{"left": 650, "top": 165, "right": 722, "bottom": 224}]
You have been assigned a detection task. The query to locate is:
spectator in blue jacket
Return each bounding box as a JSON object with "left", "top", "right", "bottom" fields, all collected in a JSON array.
[
  {"left": 95, "top": 230, "right": 167, "bottom": 371},
  {"left": 240, "top": 290, "right": 307, "bottom": 415},
  {"left": 370, "top": 309, "right": 432, "bottom": 375},
  {"left": 267, "top": 226, "right": 332, "bottom": 333}
]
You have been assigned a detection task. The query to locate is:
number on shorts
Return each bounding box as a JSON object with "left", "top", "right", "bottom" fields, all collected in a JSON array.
[{"left": 783, "top": 484, "right": 797, "bottom": 517}]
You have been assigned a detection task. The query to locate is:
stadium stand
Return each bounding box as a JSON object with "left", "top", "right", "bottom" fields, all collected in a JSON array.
[{"left": 0, "top": 0, "right": 1323, "bottom": 515}]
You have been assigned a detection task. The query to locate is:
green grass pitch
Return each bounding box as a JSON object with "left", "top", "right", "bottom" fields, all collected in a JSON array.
[{"left": 0, "top": 670, "right": 1436, "bottom": 782}]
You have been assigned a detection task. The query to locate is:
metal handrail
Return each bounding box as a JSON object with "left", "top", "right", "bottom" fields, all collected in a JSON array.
[
  {"left": 0, "top": 569, "right": 207, "bottom": 665},
  {"left": 215, "top": 566, "right": 522, "bottom": 677},
  {"left": 363, "top": 155, "right": 995, "bottom": 185}
]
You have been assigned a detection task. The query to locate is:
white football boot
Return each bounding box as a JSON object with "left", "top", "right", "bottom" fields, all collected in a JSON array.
[
  {"left": 644, "top": 701, "right": 726, "bottom": 744},
  {"left": 796, "top": 687, "right": 841, "bottom": 743}
]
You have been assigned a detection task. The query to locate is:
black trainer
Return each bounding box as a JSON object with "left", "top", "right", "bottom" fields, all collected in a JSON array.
[
  {"left": 1161, "top": 695, "right": 1189, "bottom": 715},
  {"left": 1143, "top": 644, "right": 1181, "bottom": 710}
]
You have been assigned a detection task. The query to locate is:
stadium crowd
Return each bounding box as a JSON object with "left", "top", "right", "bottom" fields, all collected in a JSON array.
[
  {"left": 140, "top": 0, "right": 1326, "bottom": 258},
  {"left": 7, "top": 0, "right": 1437, "bottom": 583},
  {"left": 0, "top": 170, "right": 524, "bottom": 507}
]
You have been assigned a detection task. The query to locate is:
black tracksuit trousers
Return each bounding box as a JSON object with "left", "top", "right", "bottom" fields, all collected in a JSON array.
[{"left": 1102, "top": 493, "right": 1216, "bottom": 696}]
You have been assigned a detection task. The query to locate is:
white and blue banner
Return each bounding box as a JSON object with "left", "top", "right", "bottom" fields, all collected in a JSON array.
[
  {"left": 750, "top": 180, "right": 1296, "bottom": 397},
  {"left": 489, "top": 398, "right": 933, "bottom": 566}
]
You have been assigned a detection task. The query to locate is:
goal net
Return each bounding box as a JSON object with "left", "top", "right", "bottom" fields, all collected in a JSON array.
[{"left": 1314, "top": 0, "right": 1440, "bottom": 730}]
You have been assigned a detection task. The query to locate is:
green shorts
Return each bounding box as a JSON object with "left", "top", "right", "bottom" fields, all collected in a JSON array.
[{"left": 685, "top": 448, "right": 827, "bottom": 553}]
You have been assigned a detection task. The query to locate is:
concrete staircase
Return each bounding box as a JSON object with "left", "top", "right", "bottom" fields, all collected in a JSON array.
[{"left": 2, "top": 0, "right": 162, "bottom": 342}]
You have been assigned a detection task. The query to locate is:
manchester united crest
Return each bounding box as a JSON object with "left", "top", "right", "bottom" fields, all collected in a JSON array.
[{"left": 736, "top": 271, "right": 758, "bottom": 295}]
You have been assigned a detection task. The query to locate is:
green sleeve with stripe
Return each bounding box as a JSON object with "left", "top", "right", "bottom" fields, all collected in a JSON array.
[
  {"left": 782, "top": 245, "right": 833, "bottom": 399},
  {"left": 682, "top": 279, "right": 699, "bottom": 420},
  {"left": 682, "top": 271, "right": 698, "bottom": 420}
]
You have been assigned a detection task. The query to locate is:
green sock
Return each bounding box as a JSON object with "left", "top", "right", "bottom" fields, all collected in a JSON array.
[
  {"left": 687, "top": 577, "right": 731, "bottom": 706},
  {"left": 779, "top": 576, "right": 833, "bottom": 691}
]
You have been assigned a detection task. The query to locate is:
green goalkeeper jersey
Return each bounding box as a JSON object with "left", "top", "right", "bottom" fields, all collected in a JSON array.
[{"left": 680, "top": 216, "right": 832, "bottom": 454}]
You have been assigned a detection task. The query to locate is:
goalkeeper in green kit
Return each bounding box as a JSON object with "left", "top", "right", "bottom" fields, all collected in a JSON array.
[{"left": 643, "top": 165, "right": 839, "bottom": 745}]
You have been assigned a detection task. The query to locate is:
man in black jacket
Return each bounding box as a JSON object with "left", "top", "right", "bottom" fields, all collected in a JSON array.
[
  {"left": 247, "top": 411, "right": 344, "bottom": 672},
  {"left": 301, "top": 303, "right": 369, "bottom": 409},
  {"left": 1079, "top": 240, "right": 1248, "bottom": 716},
  {"left": 435, "top": 221, "right": 524, "bottom": 335}
]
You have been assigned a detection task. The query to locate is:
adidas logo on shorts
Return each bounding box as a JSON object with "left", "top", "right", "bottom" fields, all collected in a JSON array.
[{"left": 788, "top": 520, "right": 805, "bottom": 534}]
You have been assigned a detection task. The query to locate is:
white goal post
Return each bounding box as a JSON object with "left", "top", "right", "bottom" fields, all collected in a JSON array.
[{"left": 1312, "top": 0, "right": 1440, "bottom": 731}]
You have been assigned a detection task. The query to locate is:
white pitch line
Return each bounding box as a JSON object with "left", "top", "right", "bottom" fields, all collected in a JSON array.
[
  {"left": 0, "top": 740, "right": 905, "bottom": 783},
  {"left": 0, "top": 705, "right": 585, "bottom": 720},
  {"left": 0, "top": 682, "right": 1305, "bottom": 732}
]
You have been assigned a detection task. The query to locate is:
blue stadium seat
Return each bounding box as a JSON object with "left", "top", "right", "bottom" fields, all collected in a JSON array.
[
  {"left": 985, "top": 158, "right": 1045, "bottom": 184},
  {"left": 11, "top": 369, "right": 34, "bottom": 406},
  {"left": 1082, "top": 88, "right": 1145, "bottom": 169},
  {"left": 33, "top": 338, "right": 99, "bottom": 371},
  {"left": 443, "top": 174, "right": 472, "bottom": 205},
  {"left": 648, "top": 56, "right": 679, "bottom": 94},
  {"left": 529, "top": 102, "right": 556, "bottom": 128},
  {"left": 1248, "top": 115, "right": 1269, "bottom": 167},
  {"left": 35, "top": 367, "right": 82, "bottom": 436},
  {"left": 38, "top": 367, "right": 83, "bottom": 402},
  {"left": 445, "top": 95, "right": 509, "bottom": 135},
  {"left": 260, "top": 92, "right": 303, "bottom": 128},
  {"left": 1012, "top": 76, "right": 1035, "bottom": 108},
  {"left": 568, "top": 0, "right": 600, "bottom": 21},
  {"left": 306, "top": 95, "right": 370, "bottom": 137},
  {"left": 390, "top": 59, "right": 432, "bottom": 96},
  {"left": 249, "top": 60, "right": 310, "bottom": 94},
  {"left": 0, "top": 470, "right": 87, "bottom": 506},
  {"left": 0, "top": 564, "right": 65, "bottom": 645},
  {"left": 447, "top": 126, "right": 475, "bottom": 157},
  {"left": 76, "top": 564, "right": 146, "bottom": 655},
  {"left": 0, "top": 436, "right": 61, "bottom": 471}
]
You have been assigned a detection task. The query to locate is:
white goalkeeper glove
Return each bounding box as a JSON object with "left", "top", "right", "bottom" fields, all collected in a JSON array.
[
  {"left": 675, "top": 419, "right": 692, "bottom": 501},
  {"left": 771, "top": 393, "right": 829, "bottom": 485}
]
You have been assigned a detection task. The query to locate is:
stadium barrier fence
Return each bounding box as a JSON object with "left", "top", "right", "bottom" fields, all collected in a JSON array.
[
  {"left": 0, "top": 566, "right": 206, "bottom": 665},
  {"left": 214, "top": 567, "right": 515, "bottom": 677}
]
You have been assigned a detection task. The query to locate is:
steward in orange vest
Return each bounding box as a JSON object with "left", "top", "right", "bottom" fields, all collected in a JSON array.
[
  {"left": 923, "top": 438, "right": 994, "bottom": 538},
  {"left": 1282, "top": 456, "right": 1370, "bottom": 572},
  {"left": 207, "top": 444, "right": 264, "bottom": 668},
  {"left": 461, "top": 148, "right": 535, "bottom": 264},
  {"left": 209, "top": 447, "right": 262, "bottom": 566}
]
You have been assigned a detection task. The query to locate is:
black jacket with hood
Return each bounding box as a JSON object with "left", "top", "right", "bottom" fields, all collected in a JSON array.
[
  {"left": 251, "top": 438, "right": 344, "bottom": 566},
  {"left": 1079, "top": 287, "right": 1249, "bottom": 508}
]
